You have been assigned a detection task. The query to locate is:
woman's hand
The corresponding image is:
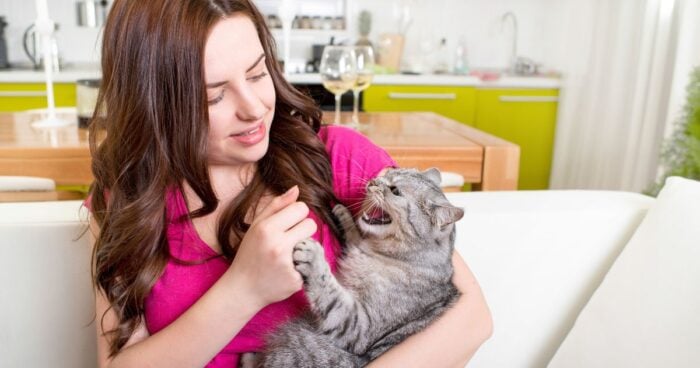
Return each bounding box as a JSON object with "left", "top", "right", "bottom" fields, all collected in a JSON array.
[{"left": 226, "top": 185, "right": 317, "bottom": 309}]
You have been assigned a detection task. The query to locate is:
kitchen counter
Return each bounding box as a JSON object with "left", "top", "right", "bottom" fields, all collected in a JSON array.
[
  {"left": 0, "top": 64, "right": 560, "bottom": 88},
  {"left": 288, "top": 73, "right": 561, "bottom": 89},
  {"left": 0, "top": 63, "right": 101, "bottom": 83}
]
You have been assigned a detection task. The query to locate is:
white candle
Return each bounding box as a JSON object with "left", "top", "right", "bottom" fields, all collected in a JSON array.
[{"left": 35, "top": 0, "right": 49, "bottom": 20}]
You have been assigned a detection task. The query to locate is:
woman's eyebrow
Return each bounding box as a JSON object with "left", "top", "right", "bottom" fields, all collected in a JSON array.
[
  {"left": 206, "top": 53, "right": 266, "bottom": 89},
  {"left": 246, "top": 53, "right": 266, "bottom": 72}
]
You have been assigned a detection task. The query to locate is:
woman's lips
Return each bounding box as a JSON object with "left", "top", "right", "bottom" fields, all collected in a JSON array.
[{"left": 230, "top": 123, "right": 266, "bottom": 146}]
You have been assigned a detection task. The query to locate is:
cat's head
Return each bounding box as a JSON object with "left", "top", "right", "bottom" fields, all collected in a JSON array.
[{"left": 358, "top": 168, "right": 464, "bottom": 250}]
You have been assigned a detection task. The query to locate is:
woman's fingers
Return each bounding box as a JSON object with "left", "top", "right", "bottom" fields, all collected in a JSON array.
[
  {"left": 253, "top": 185, "right": 299, "bottom": 224},
  {"left": 285, "top": 218, "right": 318, "bottom": 243},
  {"left": 261, "top": 201, "right": 310, "bottom": 233}
]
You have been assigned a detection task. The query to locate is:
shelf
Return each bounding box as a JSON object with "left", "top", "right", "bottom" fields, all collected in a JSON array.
[{"left": 270, "top": 28, "right": 350, "bottom": 40}]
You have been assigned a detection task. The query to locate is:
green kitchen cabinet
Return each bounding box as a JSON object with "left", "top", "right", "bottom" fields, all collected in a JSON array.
[
  {"left": 0, "top": 83, "right": 76, "bottom": 112},
  {"left": 363, "top": 84, "right": 477, "bottom": 126},
  {"left": 475, "top": 88, "right": 559, "bottom": 190}
]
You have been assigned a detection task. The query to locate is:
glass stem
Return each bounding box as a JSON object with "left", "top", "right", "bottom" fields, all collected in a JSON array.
[
  {"left": 334, "top": 93, "right": 342, "bottom": 125},
  {"left": 352, "top": 89, "right": 360, "bottom": 125}
]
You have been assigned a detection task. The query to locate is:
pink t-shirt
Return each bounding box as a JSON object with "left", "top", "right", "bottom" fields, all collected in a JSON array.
[{"left": 143, "top": 125, "right": 396, "bottom": 367}]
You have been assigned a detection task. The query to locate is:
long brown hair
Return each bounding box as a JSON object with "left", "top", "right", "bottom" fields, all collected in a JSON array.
[{"left": 89, "top": 0, "right": 339, "bottom": 356}]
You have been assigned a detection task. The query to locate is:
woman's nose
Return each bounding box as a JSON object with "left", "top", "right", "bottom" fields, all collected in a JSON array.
[{"left": 235, "top": 88, "right": 267, "bottom": 122}]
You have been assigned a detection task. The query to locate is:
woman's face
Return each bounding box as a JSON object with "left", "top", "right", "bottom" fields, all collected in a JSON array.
[{"left": 204, "top": 14, "right": 276, "bottom": 168}]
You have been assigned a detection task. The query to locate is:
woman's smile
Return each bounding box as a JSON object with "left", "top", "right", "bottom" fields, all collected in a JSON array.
[{"left": 230, "top": 121, "right": 267, "bottom": 146}]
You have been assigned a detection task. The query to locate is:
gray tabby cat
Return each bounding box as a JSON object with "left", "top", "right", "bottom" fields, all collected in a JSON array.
[{"left": 242, "top": 167, "right": 464, "bottom": 368}]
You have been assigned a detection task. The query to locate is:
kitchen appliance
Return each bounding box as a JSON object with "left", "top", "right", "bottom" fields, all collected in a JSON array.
[
  {"left": 376, "top": 33, "right": 404, "bottom": 73},
  {"left": 0, "top": 16, "right": 9, "bottom": 69},
  {"left": 23, "top": 23, "right": 61, "bottom": 71},
  {"left": 305, "top": 44, "right": 326, "bottom": 72},
  {"left": 76, "top": 79, "right": 101, "bottom": 128},
  {"left": 76, "top": 0, "right": 109, "bottom": 28}
]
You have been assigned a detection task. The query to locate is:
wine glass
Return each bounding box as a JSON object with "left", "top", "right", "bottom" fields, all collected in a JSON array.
[
  {"left": 320, "top": 46, "right": 357, "bottom": 126},
  {"left": 351, "top": 46, "right": 375, "bottom": 126}
]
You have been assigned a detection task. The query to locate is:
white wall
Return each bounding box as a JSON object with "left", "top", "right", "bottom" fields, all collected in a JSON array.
[
  {"left": 0, "top": 0, "right": 102, "bottom": 66},
  {"left": 0, "top": 0, "right": 567, "bottom": 72},
  {"left": 354, "top": 0, "right": 561, "bottom": 72}
]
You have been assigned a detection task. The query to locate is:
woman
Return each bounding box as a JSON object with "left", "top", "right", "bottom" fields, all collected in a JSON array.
[{"left": 89, "top": 1, "right": 492, "bottom": 367}]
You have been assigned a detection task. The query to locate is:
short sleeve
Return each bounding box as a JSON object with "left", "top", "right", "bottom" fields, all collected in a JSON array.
[{"left": 318, "top": 126, "right": 397, "bottom": 214}]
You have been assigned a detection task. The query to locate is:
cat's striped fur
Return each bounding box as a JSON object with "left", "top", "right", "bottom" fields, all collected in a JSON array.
[{"left": 244, "top": 168, "right": 464, "bottom": 368}]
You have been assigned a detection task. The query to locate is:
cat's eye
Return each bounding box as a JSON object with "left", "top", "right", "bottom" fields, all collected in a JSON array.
[{"left": 389, "top": 186, "right": 401, "bottom": 196}]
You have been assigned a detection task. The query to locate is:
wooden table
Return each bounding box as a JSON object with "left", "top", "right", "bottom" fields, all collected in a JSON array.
[
  {"left": 342, "top": 112, "right": 519, "bottom": 190},
  {"left": 0, "top": 109, "right": 92, "bottom": 187},
  {"left": 0, "top": 110, "right": 519, "bottom": 190}
]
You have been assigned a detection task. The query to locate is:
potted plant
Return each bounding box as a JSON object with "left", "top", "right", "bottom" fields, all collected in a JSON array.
[{"left": 649, "top": 66, "right": 700, "bottom": 195}]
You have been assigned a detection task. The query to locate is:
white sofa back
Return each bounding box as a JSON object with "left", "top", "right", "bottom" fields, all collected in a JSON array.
[
  {"left": 0, "top": 201, "right": 95, "bottom": 368},
  {"left": 451, "top": 190, "right": 653, "bottom": 367},
  {"left": 0, "top": 191, "right": 654, "bottom": 367}
]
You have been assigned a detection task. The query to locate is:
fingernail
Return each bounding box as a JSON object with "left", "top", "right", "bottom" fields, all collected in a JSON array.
[{"left": 284, "top": 185, "right": 298, "bottom": 197}]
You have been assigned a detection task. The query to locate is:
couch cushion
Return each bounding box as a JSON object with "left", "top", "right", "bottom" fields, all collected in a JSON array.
[
  {"left": 548, "top": 177, "right": 700, "bottom": 367},
  {"left": 447, "top": 190, "right": 653, "bottom": 368}
]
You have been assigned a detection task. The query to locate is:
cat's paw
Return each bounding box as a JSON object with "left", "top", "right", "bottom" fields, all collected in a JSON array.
[
  {"left": 332, "top": 204, "right": 353, "bottom": 223},
  {"left": 293, "top": 238, "right": 327, "bottom": 281},
  {"left": 332, "top": 204, "right": 359, "bottom": 237}
]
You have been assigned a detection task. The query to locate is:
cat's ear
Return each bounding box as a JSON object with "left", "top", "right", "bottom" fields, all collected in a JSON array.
[
  {"left": 422, "top": 167, "right": 442, "bottom": 187},
  {"left": 433, "top": 204, "right": 464, "bottom": 228}
]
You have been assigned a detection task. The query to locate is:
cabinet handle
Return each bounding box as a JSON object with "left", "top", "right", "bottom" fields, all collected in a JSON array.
[
  {"left": 499, "top": 95, "right": 559, "bottom": 103},
  {"left": 388, "top": 92, "right": 457, "bottom": 100},
  {"left": 0, "top": 91, "right": 47, "bottom": 97}
]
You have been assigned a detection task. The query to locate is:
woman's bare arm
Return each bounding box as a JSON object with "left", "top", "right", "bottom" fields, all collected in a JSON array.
[
  {"left": 92, "top": 214, "right": 269, "bottom": 368},
  {"left": 92, "top": 186, "right": 316, "bottom": 368}
]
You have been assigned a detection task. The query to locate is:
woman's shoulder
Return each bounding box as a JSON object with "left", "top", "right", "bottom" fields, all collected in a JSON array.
[
  {"left": 319, "top": 125, "right": 394, "bottom": 167},
  {"left": 318, "top": 124, "right": 373, "bottom": 150},
  {"left": 317, "top": 125, "right": 397, "bottom": 209}
]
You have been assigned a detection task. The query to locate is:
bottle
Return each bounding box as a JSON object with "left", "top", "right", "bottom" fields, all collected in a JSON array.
[
  {"left": 0, "top": 16, "right": 9, "bottom": 69},
  {"left": 453, "top": 37, "right": 469, "bottom": 75},
  {"left": 355, "top": 10, "right": 373, "bottom": 49},
  {"left": 433, "top": 38, "right": 450, "bottom": 74}
]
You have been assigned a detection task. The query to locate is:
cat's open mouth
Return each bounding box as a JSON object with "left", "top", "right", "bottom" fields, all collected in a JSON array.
[{"left": 361, "top": 208, "right": 392, "bottom": 225}]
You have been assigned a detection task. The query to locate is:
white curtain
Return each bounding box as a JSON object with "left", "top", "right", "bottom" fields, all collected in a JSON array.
[{"left": 549, "top": 0, "right": 700, "bottom": 192}]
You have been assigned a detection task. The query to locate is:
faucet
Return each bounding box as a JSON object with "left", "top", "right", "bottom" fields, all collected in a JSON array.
[{"left": 501, "top": 11, "right": 518, "bottom": 75}]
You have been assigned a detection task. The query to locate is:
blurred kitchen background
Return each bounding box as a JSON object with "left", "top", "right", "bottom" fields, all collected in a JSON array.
[
  {"left": 1, "top": 0, "right": 699, "bottom": 193},
  {"left": 0, "top": 0, "right": 570, "bottom": 72}
]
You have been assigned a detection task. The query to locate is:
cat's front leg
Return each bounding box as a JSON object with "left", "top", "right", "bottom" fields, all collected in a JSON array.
[
  {"left": 332, "top": 204, "right": 362, "bottom": 246},
  {"left": 293, "top": 239, "right": 374, "bottom": 354},
  {"left": 293, "top": 239, "right": 334, "bottom": 300}
]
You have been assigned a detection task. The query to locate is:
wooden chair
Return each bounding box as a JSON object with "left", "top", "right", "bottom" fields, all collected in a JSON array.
[{"left": 440, "top": 171, "right": 466, "bottom": 193}]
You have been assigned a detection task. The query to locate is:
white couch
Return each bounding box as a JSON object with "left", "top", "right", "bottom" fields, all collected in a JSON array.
[{"left": 1, "top": 177, "right": 698, "bottom": 367}]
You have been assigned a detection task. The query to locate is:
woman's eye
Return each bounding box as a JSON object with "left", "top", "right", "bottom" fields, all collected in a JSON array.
[
  {"left": 389, "top": 186, "right": 401, "bottom": 196},
  {"left": 248, "top": 71, "right": 268, "bottom": 81},
  {"left": 208, "top": 90, "right": 224, "bottom": 105}
]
